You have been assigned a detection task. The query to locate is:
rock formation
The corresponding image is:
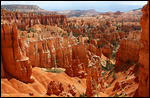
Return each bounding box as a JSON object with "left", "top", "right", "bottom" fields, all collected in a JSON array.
[
  {"left": 86, "top": 55, "right": 105, "bottom": 97},
  {"left": 27, "top": 32, "right": 88, "bottom": 78},
  {"left": 134, "top": 1, "right": 149, "bottom": 97},
  {"left": 102, "top": 45, "right": 111, "bottom": 59},
  {"left": 47, "top": 81, "right": 64, "bottom": 96},
  {"left": 115, "top": 38, "right": 142, "bottom": 68},
  {"left": 1, "top": 9, "right": 68, "bottom": 30},
  {"left": 1, "top": 23, "right": 34, "bottom": 83},
  {"left": 47, "top": 81, "right": 77, "bottom": 97}
]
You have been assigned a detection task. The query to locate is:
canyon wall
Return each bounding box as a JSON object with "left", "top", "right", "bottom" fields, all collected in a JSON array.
[
  {"left": 114, "top": 1, "right": 149, "bottom": 97},
  {"left": 86, "top": 55, "right": 104, "bottom": 97},
  {"left": 134, "top": 1, "right": 149, "bottom": 97},
  {"left": 28, "top": 35, "right": 88, "bottom": 78},
  {"left": 1, "top": 9, "right": 68, "bottom": 30},
  {"left": 1, "top": 23, "right": 34, "bottom": 83},
  {"left": 115, "top": 37, "right": 142, "bottom": 68}
]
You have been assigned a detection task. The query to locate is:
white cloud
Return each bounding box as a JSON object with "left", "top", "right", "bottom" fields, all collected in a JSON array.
[{"left": 117, "top": 1, "right": 147, "bottom": 5}]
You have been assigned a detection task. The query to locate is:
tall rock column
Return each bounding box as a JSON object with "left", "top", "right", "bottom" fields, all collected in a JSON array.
[
  {"left": 1, "top": 23, "right": 34, "bottom": 83},
  {"left": 86, "top": 56, "right": 105, "bottom": 97},
  {"left": 134, "top": 1, "right": 149, "bottom": 97}
]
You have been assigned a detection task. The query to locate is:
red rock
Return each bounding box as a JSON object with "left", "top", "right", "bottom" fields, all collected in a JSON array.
[
  {"left": 120, "top": 81, "right": 128, "bottom": 89},
  {"left": 47, "top": 81, "right": 64, "bottom": 96},
  {"left": 114, "top": 11, "right": 122, "bottom": 15},
  {"left": 86, "top": 55, "right": 104, "bottom": 97},
  {"left": 90, "top": 39, "right": 97, "bottom": 47},
  {"left": 1, "top": 9, "right": 68, "bottom": 29},
  {"left": 72, "top": 44, "right": 89, "bottom": 70},
  {"left": 113, "top": 82, "right": 120, "bottom": 91},
  {"left": 115, "top": 38, "right": 142, "bottom": 68},
  {"left": 72, "top": 59, "right": 86, "bottom": 78},
  {"left": 29, "top": 92, "right": 34, "bottom": 96},
  {"left": 88, "top": 44, "right": 97, "bottom": 55},
  {"left": 67, "top": 84, "right": 77, "bottom": 96},
  {"left": 134, "top": 1, "right": 149, "bottom": 97},
  {"left": 102, "top": 45, "right": 111, "bottom": 58},
  {"left": 1, "top": 23, "right": 33, "bottom": 83},
  {"left": 1, "top": 57, "right": 5, "bottom": 77}
]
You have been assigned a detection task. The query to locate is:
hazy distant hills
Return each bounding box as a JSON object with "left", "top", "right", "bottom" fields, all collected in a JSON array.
[
  {"left": 1, "top": 5, "right": 46, "bottom": 12},
  {"left": 1, "top": 4, "right": 142, "bottom": 17},
  {"left": 56, "top": 9, "right": 101, "bottom": 17},
  {"left": 1, "top": 4, "right": 102, "bottom": 17},
  {"left": 1, "top": 4, "right": 56, "bottom": 15},
  {"left": 131, "top": 8, "right": 142, "bottom": 11}
]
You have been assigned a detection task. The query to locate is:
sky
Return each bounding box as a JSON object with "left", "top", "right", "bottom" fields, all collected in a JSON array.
[{"left": 1, "top": 1, "right": 148, "bottom": 12}]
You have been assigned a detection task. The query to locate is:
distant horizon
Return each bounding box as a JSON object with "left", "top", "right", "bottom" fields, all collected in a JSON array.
[{"left": 1, "top": 1, "right": 148, "bottom": 12}]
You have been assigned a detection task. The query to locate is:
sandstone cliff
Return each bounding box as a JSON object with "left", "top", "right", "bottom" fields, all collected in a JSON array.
[
  {"left": 134, "top": 1, "right": 149, "bottom": 97},
  {"left": 1, "top": 9, "right": 68, "bottom": 30},
  {"left": 1, "top": 23, "right": 34, "bottom": 83},
  {"left": 86, "top": 55, "right": 104, "bottom": 97}
]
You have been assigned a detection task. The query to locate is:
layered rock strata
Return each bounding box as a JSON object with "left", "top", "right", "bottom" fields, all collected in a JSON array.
[
  {"left": 115, "top": 38, "right": 142, "bottom": 68},
  {"left": 1, "top": 23, "right": 34, "bottom": 83},
  {"left": 86, "top": 55, "right": 105, "bottom": 97},
  {"left": 134, "top": 1, "right": 149, "bottom": 97},
  {"left": 1, "top": 9, "right": 68, "bottom": 30},
  {"left": 28, "top": 34, "right": 88, "bottom": 78},
  {"left": 47, "top": 81, "right": 77, "bottom": 97}
]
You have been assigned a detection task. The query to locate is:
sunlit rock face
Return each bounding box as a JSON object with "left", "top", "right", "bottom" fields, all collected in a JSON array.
[
  {"left": 134, "top": 1, "right": 149, "bottom": 97},
  {"left": 47, "top": 81, "right": 77, "bottom": 97},
  {"left": 1, "top": 23, "right": 34, "bottom": 83},
  {"left": 115, "top": 38, "right": 142, "bottom": 68},
  {"left": 27, "top": 32, "right": 88, "bottom": 78},
  {"left": 1, "top": 9, "right": 68, "bottom": 30},
  {"left": 102, "top": 45, "right": 111, "bottom": 59},
  {"left": 86, "top": 55, "right": 104, "bottom": 97}
]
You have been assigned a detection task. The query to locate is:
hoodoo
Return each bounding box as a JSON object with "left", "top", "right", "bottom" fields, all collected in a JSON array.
[{"left": 1, "top": 1, "right": 149, "bottom": 97}]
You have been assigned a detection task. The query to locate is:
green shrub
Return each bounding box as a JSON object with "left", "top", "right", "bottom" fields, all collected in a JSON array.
[
  {"left": 98, "top": 43, "right": 104, "bottom": 49},
  {"left": 124, "top": 69, "right": 127, "bottom": 73},
  {"left": 32, "top": 34, "right": 34, "bottom": 38},
  {"left": 114, "top": 94, "right": 119, "bottom": 97},
  {"left": 78, "top": 80, "right": 81, "bottom": 83},
  {"left": 80, "top": 92, "right": 86, "bottom": 97},
  {"left": 61, "top": 33, "right": 66, "bottom": 37},
  {"left": 111, "top": 51, "right": 115, "bottom": 59},
  {"left": 87, "top": 40, "right": 90, "bottom": 44},
  {"left": 102, "top": 71, "right": 107, "bottom": 80},
  {"left": 73, "top": 24, "right": 75, "bottom": 29},
  {"left": 28, "top": 28, "right": 31, "bottom": 33},
  {"left": 112, "top": 72, "right": 117, "bottom": 79},
  {"left": 129, "top": 82, "right": 133, "bottom": 85},
  {"left": 106, "top": 60, "right": 115, "bottom": 70},
  {"left": 82, "top": 34, "right": 86, "bottom": 37},
  {"left": 126, "top": 59, "right": 130, "bottom": 63},
  {"left": 45, "top": 68, "right": 64, "bottom": 73},
  {"left": 60, "top": 20, "right": 64, "bottom": 25},
  {"left": 73, "top": 33, "right": 79, "bottom": 37},
  {"left": 21, "top": 32, "right": 24, "bottom": 36},
  {"left": 20, "top": 28, "right": 25, "bottom": 31},
  {"left": 121, "top": 92, "right": 126, "bottom": 97},
  {"left": 32, "top": 30, "right": 36, "bottom": 33},
  {"left": 111, "top": 40, "right": 117, "bottom": 47},
  {"left": 109, "top": 84, "right": 111, "bottom": 87}
]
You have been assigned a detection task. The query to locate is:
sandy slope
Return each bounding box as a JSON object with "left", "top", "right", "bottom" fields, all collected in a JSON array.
[{"left": 1, "top": 67, "right": 86, "bottom": 97}]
